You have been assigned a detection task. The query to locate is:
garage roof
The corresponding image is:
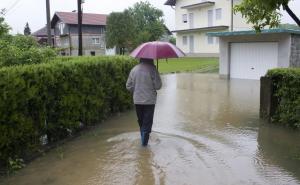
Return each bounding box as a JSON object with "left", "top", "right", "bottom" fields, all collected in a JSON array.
[{"left": 207, "top": 29, "right": 300, "bottom": 37}]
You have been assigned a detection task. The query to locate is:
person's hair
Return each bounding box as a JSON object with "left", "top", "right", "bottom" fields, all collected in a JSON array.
[{"left": 140, "top": 58, "right": 154, "bottom": 64}]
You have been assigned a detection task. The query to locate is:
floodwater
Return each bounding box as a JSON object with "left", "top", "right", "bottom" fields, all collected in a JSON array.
[{"left": 1, "top": 73, "right": 300, "bottom": 185}]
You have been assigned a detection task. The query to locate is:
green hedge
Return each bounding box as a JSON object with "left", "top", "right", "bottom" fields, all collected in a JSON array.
[
  {"left": 266, "top": 68, "right": 300, "bottom": 128},
  {"left": 0, "top": 56, "right": 137, "bottom": 169}
]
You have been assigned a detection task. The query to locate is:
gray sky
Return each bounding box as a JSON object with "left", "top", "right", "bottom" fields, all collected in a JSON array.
[{"left": 0, "top": 0, "right": 299, "bottom": 34}]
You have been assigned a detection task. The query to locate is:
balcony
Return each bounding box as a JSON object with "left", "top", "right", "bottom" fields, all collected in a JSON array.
[
  {"left": 181, "top": 1, "right": 215, "bottom": 9},
  {"left": 172, "top": 25, "right": 229, "bottom": 33}
]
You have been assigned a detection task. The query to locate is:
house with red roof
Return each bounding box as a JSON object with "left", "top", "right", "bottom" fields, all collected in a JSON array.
[
  {"left": 49, "top": 11, "right": 114, "bottom": 56},
  {"left": 32, "top": 26, "right": 54, "bottom": 45}
]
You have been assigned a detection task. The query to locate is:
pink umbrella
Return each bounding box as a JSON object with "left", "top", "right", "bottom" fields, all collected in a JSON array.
[{"left": 130, "top": 41, "right": 185, "bottom": 69}]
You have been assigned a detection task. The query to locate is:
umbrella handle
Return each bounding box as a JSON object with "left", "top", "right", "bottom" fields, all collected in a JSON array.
[{"left": 156, "top": 59, "right": 158, "bottom": 70}]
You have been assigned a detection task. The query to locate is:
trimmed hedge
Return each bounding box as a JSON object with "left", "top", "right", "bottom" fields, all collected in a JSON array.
[
  {"left": 0, "top": 56, "right": 137, "bottom": 169},
  {"left": 266, "top": 68, "right": 300, "bottom": 128}
]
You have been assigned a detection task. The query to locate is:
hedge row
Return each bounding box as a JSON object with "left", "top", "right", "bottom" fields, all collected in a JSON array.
[
  {"left": 0, "top": 56, "right": 137, "bottom": 169},
  {"left": 266, "top": 68, "right": 300, "bottom": 128}
]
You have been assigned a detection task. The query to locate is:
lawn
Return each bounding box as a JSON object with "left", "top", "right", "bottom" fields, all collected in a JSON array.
[{"left": 156, "top": 57, "right": 219, "bottom": 74}]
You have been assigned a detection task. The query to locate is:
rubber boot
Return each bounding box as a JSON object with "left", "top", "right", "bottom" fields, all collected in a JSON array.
[{"left": 142, "top": 132, "right": 150, "bottom": 146}]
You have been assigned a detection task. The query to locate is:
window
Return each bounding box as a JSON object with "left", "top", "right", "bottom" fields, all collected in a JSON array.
[
  {"left": 207, "top": 36, "right": 214, "bottom": 44},
  {"left": 90, "top": 51, "right": 96, "bottom": 56},
  {"left": 215, "top": 37, "right": 219, "bottom": 44},
  {"left": 216, "top": 8, "right": 222, "bottom": 20},
  {"left": 182, "top": 36, "right": 187, "bottom": 45},
  {"left": 59, "top": 23, "right": 65, "bottom": 35},
  {"left": 208, "top": 10, "right": 213, "bottom": 26},
  {"left": 189, "top": 13, "right": 194, "bottom": 28},
  {"left": 100, "top": 27, "right": 105, "bottom": 34},
  {"left": 92, "top": 38, "right": 100, "bottom": 44},
  {"left": 182, "top": 14, "right": 187, "bottom": 23}
]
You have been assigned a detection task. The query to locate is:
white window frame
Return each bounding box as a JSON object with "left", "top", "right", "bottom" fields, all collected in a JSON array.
[
  {"left": 207, "top": 36, "right": 214, "bottom": 45},
  {"left": 92, "top": 38, "right": 100, "bottom": 44},
  {"left": 216, "top": 8, "right": 222, "bottom": 20},
  {"left": 182, "top": 14, "right": 188, "bottom": 23},
  {"left": 182, "top": 36, "right": 188, "bottom": 45}
]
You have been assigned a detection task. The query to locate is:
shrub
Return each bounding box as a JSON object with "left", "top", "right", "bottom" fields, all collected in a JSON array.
[
  {"left": 0, "top": 56, "right": 137, "bottom": 171},
  {"left": 266, "top": 68, "right": 300, "bottom": 128},
  {"left": 0, "top": 35, "right": 57, "bottom": 67}
]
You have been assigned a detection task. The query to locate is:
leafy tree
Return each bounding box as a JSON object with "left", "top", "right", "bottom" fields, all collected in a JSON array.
[
  {"left": 128, "top": 1, "right": 165, "bottom": 46},
  {"left": 24, "top": 22, "right": 31, "bottom": 35},
  {"left": 169, "top": 36, "right": 176, "bottom": 45},
  {"left": 106, "top": 1, "right": 166, "bottom": 53},
  {"left": 105, "top": 11, "right": 135, "bottom": 54},
  {"left": 0, "top": 16, "right": 10, "bottom": 38},
  {"left": 235, "top": 0, "right": 300, "bottom": 31}
]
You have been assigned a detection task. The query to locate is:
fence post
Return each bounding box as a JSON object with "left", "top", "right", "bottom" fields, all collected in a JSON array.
[{"left": 260, "top": 77, "right": 278, "bottom": 121}]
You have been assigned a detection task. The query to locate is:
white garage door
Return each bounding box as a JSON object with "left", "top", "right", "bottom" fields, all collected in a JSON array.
[{"left": 230, "top": 42, "right": 278, "bottom": 80}]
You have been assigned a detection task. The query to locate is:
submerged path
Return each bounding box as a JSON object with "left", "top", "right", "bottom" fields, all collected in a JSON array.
[{"left": 1, "top": 73, "right": 300, "bottom": 185}]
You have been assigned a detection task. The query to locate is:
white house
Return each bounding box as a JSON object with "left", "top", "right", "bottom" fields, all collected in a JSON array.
[{"left": 164, "top": 0, "right": 251, "bottom": 57}]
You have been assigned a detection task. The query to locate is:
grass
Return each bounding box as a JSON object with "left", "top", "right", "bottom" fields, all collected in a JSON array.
[{"left": 155, "top": 57, "right": 219, "bottom": 74}]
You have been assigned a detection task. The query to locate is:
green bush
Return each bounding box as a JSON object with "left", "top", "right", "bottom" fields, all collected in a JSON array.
[
  {"left": 0, "top": 35, "right": 57, "bottom": 67},
  {"left": 266, "top": 68, "right": 300, "bottom": 128},
  {"left": 0, "top": 56, "right": 137, "bottom": 170}
]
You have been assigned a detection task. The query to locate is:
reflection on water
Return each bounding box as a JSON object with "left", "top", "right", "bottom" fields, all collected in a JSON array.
[{"left": 1, "top": 73, "right": 299, "bottom": 185}]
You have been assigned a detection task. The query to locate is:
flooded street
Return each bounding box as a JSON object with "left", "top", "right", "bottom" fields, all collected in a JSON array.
[{"left": 1, "top": 73, "right": 300, "bottom": 185}]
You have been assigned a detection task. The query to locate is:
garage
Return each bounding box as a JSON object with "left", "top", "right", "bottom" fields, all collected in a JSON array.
[
  {"left": 230, "top": 42, "right": 278, "bottom": 80},
  {"left": 207, "top": 29, "right": 300, "bottom": 80}
]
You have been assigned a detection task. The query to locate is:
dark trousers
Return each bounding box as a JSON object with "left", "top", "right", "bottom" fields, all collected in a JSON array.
[{"left": 135, "top": 104, "right": 155, "bottom": 146}]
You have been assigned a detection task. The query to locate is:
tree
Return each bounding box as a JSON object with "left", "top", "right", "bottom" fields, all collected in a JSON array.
[
  {"left": 128, "top": 1, "right": 165, "bottom": 46},
  {"left": 105, "top": 11, "right": 136, "bottom": 54},
  {"left": 169, "top": 36, "right": 176, "bottom": 45},
  {"left": 235, "top": 0, "right": 300, "bottom": 31},
  {"left": 105, "top": 1, "right": 166, "bottom": 53},
  {"left": 24, "top": 22, "right": 31, "bottom": 35},
  {"left": 0, "top": 16, "right": 10, "bottom": 38}
]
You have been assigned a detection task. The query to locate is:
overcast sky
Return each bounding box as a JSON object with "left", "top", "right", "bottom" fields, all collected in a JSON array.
[{"left": 1, "top": 0, "right": 299, "bottom": 34}]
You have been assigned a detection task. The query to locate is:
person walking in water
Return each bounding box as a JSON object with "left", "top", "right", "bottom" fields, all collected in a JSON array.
[{"left": 126, "top": 58, "right": 162, "bottom": 146}]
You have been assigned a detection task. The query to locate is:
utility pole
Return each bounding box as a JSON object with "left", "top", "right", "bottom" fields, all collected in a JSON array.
[
  {"left": 77, "top": 0, "right": 83, "bottom": 56},
  {"left": 231, "top": 0, "right": 233, "bottom": 31},
  {"left": 46, "top": 0, "right": 52, "bottom": 46}
]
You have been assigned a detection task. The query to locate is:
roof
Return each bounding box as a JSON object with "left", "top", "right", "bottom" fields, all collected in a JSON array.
[
  {"left": 172, "top": 26, "right": 229, "bottom": 33},
  {"left": 51, "top": 12, "right": 107, "bottom": 28},
  {"left": 32, "top": 26, "right": 54, "bottom": 37},
  {"left": 207, "top": 28, "right": 300, "bottom": 37},
  {"left": 181, "top": 1, "right": 215, "bottom": 9},
  {"left": 164, "top": 0, "right": 176, "bottom": 6}
]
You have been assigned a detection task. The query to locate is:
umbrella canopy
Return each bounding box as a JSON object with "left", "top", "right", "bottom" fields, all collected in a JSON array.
[{"left": 130, "top": 41, "right": 185, "bottom": 60}]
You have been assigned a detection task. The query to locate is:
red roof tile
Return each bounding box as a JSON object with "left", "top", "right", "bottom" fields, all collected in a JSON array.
[{"left": 55, "top": 12, "right": 107, "bottom": 25}]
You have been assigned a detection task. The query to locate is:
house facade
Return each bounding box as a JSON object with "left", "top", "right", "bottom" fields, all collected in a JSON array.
[
  {"left": 32, "top": 26, "right": 54, "bottom": 46},
  {"left": 164, "top": 0, "right": 251, "bottom": 57},
  {"left": 51, "top": 12, "right": 114, "bottom": 56}
]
